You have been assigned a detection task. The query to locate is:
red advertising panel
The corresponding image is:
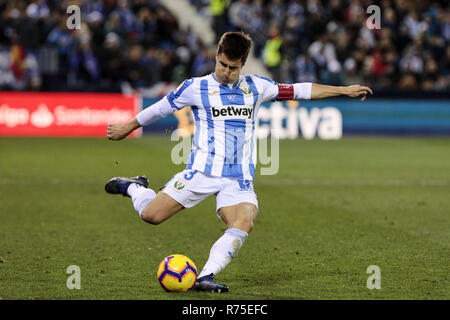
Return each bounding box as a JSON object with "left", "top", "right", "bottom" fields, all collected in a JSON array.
[{"left": 0, "top": 92, "right": 141, "bottom": 137}]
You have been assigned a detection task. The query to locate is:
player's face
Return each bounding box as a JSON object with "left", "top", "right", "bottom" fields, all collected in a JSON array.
[{"left": 214, "top": 53, "right": 243, "bottom": 85}]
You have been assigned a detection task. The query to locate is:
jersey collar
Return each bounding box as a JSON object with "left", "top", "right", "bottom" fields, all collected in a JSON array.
[{"left": 211, "top": 73, "right": 242, "bottom": 89}]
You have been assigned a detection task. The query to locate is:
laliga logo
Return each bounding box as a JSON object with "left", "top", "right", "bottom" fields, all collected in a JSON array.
[{"left": 30, "top": 104, "right": 55, "bottom": 128}]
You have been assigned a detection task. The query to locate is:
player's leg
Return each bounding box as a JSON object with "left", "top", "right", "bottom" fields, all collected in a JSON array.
[
  {"left": 193, "top": 179, "right": 258, "bottom": 292},
  {"left": 106, "top": 170, "right": 213, "bottom": 225},
  {"left": 197, "top": 202, "right": 257, "bottom": 277},
  {"left": 217, "top": 202, "right": 258, "bottom": 233},
  {"left": 193, "top": 202, "right": 257, "bottom": 293},
  {"left": 105, "top": 176, "right": 184, "bottom": 224},
  {"left": 139, "top": 190, "right": 184, "bottom": 225}
]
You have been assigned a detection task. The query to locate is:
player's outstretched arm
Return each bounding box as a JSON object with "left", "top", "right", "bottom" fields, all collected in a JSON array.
[
  {"left": 107, "top": 117, "right": 141, "bottom": 140},
  {"left": 107, "top": 93, "right": 181, "bottom": 141},
  {"left": 311, "top": 83, "right": 373, "bottom": 101}
]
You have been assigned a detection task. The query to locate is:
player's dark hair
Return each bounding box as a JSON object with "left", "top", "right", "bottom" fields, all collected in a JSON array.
[{"left": 217, "top": 32, "right": 252, "bottom": 65}]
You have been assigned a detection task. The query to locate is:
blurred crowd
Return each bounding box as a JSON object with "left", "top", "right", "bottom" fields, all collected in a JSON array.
[
  {"left": 0, "top": 0, "right": 449, "bottom": 92},
  {"left": 0, "top": 0, "right": 215, "bottom": 92},
  {"left": 193, "top": 0, "right": 450, "bottom": 91}
]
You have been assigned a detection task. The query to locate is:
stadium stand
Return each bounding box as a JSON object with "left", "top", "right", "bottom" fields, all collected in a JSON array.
[
  {"left": 0, "top": 0, "right": 215, "bottom": 93},
  {"left": 188, "top": 0, "right": 449, "bottom": 91},
  {"left": 0, "top": 0, "right": 448, "bottom": 92}
]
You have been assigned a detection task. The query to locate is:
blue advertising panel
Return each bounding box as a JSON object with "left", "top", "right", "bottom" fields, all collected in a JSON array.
[
  {"left": 141, "top": 97, "right": 179, "bottom": 134},
  {"left": 141, "top": 96, "right": 450, "bottom": 137},
  {"left": 300, "top": 98, "right": 450, "bottom": 136}
]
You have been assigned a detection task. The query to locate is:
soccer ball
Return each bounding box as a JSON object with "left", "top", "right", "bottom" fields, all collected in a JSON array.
[{"left": 157, "top": 254, "right": 198, "bottom": 292}]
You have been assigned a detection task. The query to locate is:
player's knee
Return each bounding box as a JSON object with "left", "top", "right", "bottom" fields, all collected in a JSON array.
[
  {"left": 234, "top": 219, "right": 253, "bottom": 234},
  {"left": 141, "top": 208, "right": 164, "bottom": 225},
  {"left": 247, "top": 206, "right": 258, "bottom": 231},
  {"left": 242, "top": 219, "right": 254, "bottom": 233},
  {"left": 236, "top": 211, "right": 257, "bottom": 233}
]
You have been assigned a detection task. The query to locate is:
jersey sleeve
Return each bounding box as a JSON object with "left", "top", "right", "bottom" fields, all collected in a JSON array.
[
  {"left": 250, "top": 75, "right": 280, "bottom": 102},
  {"left": 250, "top": 75, "right": 313, "bottom": 101},
  {"left": 136, "top": 78, "right": 195, "bottom": 126},
  {"left": 136, "top": 97, "right": 174, "bottom": 126},
  {"left": 166, "top": 78, "right": 195, "bottom": 110}
]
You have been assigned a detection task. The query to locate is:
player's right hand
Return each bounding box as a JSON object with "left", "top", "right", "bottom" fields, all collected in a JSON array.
[{"left": 107, "top": 124, "right": 130, "bottom": 140}]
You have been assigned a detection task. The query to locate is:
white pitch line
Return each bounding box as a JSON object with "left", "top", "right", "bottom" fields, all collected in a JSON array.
[
  {"left": 261, "top": 178, "right": 450, "bottom": 187},
  {"left": 0, "top": 178, "right": 449, "bottom": 187}
]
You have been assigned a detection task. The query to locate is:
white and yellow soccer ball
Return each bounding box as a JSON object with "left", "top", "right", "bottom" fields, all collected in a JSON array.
[{"left": 157, "top": 254, "right": 198, "bottom": 292}]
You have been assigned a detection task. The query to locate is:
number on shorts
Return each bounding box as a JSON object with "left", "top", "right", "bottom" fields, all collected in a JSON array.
[
  {"left": 238, "top": 179, "right": 252, "bottom": 191},
  {"left": 184, "top": 170, "right": 198, "bottom": 181}
]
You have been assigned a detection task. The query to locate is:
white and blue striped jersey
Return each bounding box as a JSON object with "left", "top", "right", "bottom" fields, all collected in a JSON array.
[{"left": 165, "top": 73, "right": 280, "bottom": 181}]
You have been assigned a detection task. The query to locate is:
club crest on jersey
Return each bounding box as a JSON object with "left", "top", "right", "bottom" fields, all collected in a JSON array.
[
  {"left": 240, "top": 85, "right": 252, "bottom": 95},
  {"left": 211, "top": 105, "right": 253, "bottom": 120}
]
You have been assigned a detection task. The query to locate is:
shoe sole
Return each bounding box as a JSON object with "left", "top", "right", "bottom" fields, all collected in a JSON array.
[
  {"left": 191, "top": 284, "right": 229, "bottom": 293},
  {"left": 192, "top": 287, "right": 228, "bottom": 293}
]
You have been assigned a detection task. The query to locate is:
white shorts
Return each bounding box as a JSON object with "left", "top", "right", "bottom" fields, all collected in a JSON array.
[{"left": 163, "top": 169, "right": 258, "bottom": 218}]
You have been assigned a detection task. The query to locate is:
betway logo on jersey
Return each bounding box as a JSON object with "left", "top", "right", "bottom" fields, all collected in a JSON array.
[{"left": 211, "top": 105, "right": 253, "bottom": 120}]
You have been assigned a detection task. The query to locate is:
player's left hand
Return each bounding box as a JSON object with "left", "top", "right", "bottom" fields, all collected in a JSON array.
[{"left": 343, "top": 85, "right": 373, "bottom": 101}]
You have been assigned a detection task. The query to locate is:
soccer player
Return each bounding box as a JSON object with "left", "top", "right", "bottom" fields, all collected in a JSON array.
[{"left": 105, "top": 32, "right": 372, "bottom": 292}]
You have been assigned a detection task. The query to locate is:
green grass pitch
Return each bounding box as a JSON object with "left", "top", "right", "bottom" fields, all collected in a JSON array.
[{"left": 0, "top": 136, "right": 448, "bottom": 300}]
